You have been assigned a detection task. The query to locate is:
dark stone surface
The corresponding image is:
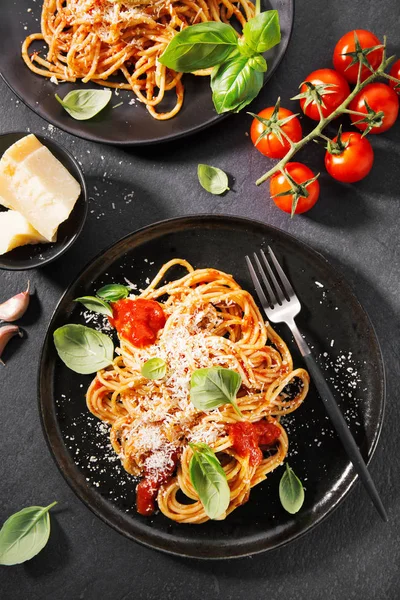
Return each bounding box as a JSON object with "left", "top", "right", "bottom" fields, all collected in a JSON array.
[{"left": 0, "top": 0, "right": 399, "bottom": 598}]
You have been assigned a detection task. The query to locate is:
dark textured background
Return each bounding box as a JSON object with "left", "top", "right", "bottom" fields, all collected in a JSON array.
[{"left": 1, "top": 0, "right": 399, "bottom": 598}]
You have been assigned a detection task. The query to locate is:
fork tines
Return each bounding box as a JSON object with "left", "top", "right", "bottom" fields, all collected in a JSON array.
[{"left": 246, "top": 247, "right": 295, "bottom": 309}]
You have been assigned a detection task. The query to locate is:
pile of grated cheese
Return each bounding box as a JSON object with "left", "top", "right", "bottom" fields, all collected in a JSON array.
[{"left": 119, "top": 303, "right": 233, "bottom": 476}]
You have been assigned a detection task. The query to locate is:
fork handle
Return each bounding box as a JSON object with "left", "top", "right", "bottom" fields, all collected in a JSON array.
[{"left": 300, "top": 351, "right": 388, "bottom": 522}]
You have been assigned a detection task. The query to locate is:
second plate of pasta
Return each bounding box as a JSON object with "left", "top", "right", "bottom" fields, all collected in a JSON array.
[
  {"left": 39, "top": 215, "right": 385, "bottom": 558},
  {"left": 0, "top": 0, "right": 293, "bottom": 145}
]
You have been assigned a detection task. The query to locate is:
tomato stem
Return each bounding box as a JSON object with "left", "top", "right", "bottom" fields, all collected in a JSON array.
[
  {"left": 256, "top": 37, "right": 399, "bottom": 187},
  {"left": 342, "top": 108, "right": 368, "bottom": 116},
  {"left": 318, "top": 133, "right": 332, "bottom": 143},
  {"left": 381, "top": 72, "right": 400, "bottom": 85}
]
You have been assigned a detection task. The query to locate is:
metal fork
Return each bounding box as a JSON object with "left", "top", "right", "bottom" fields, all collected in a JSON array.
[{"left": 246, "top": 247, "right": 388, "bottom": 522}]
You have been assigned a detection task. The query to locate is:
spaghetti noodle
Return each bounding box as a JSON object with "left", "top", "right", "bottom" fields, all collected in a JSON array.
[
  {"left": 22, "top": 0, "right": 256, "bottom": 120},
  {"left": 86, "top": 259, "right": 309, "bottom": 523}
]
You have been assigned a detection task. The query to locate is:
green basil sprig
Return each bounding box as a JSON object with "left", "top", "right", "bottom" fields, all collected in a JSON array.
[
  {"left": 74, "top": 296, "right": 113, "bottom": 317},
  {"left": 198, "top": 164, "right": 229, "bottom": 195},
  {"left": 55, "top": 89, "right": 112, "bottom": 120},
  {"left": 141, "top": 357, "right": 167, "bottom": 380},
  {"left": 97, "top": 284, "right": 129, "bottom": 302},
  {"left": 159, "top": 10, "right": 281, "bottom": 114},
  {"left": 189, "top": 443, "right": 230, "bottom": 519},
  {"left": 159, "top": 22, "right": 238, "bottom": 72},
  {"left": 211, "top": 55, "right": 266, "bottom": 114},
  {"left": 190, "top": 367, "right": 243, "bottom": 417},
  {"left": 242, "top": 9, "right": 281, "bottom": 54},
  {"left": 0, "top": 502, "right": 57, "bottom": 566},
  {"left": 53, "top": 324, "right": 114, "bottom": 374},
  {"left": 279, "top": 464, "right": 305, "bottom": 514}
]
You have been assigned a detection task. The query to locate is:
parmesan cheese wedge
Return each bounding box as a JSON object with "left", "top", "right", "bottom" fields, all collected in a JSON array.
[
  {"left": 0, "top": 210, "right": 48, "bottom": 255},
  {"left": 0, "top": 134, "right": 81, "bottom": 242}
]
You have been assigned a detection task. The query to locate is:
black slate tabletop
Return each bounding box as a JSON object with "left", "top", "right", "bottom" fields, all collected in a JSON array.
[{"left": 1, "top": 0, "right": 400, "bottom": 598}]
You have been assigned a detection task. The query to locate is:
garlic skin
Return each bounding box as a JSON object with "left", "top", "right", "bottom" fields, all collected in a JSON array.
[
  {"left": 0, "top": 281, "right": 30, "bottom": 322},
  {"left": 0, "top": 325, "right": 23, "bottom": 365}
]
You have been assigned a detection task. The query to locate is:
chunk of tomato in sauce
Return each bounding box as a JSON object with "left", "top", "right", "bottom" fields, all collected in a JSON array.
[
  {"left": 136, "top": 450, "right": 179, "bottom": 516},
  {"left": 229, "top": 420, "right": 281, "bottom": 467},
  {"left": 109, "top": 298, "right": 166, "bottom": 348}
]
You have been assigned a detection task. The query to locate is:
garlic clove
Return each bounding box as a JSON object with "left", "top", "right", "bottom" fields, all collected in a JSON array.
[
  {"left": 0, "top": 281, "right": 30, "bottom": 322},
  {"left": 0, "top": 325, "right": 23, "bottom": 365}
]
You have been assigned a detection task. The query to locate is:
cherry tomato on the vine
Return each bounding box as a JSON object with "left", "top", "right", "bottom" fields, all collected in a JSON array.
[
  {"left": 299, "top": 69, "right": 350, "bottom": 121},
  {"left": 389, "top": 59, "right": 400, "bottom": 95},
  {"left": 270, "top": 162, "right": 320, "bottom": 215},
  {"left": 349, "top": 83, "right": 399, "bottom": 133},
  {"left": 250, "top": 107, "right": 302, "bottom": 159},
  {"left": 333, "top": 30, "right": 383, "bottom": 84},
  {"left": 325, "top": 132, "right": 374, "bottom": 183}
]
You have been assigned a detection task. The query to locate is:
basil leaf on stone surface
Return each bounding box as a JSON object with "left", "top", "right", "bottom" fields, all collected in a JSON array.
[
  {"left": 53, "top": 324, "right": 114, "bottom": 374},
  {"left": 279, "top": 464, "right": 305, "bottom": 514},
  {"left": 141, "top": 357, "right": 167, "bottom": 380},
  {"left": 243, "top": 9, "right": 281, "bottom": 54},
  {"left": 197, "top": 164, "right": 229, "bottom": 195},
  {"left": 96, "top": 284, "right": 129, "bottom": 302},
  {"left": 74, "top": 296, "right": 113, "bottom": 317},
  {"left": 0, "top": 502, "right": 57, "bottom": 566},
  {"left": 159, "top": 22, "right": 238, "bottom": 72},
  {"left": 190, "top": 367, "right": 242, "bottom": 416},
  {"left": 211, "top": 56, "right": 264, "bottom": 114},
  {"left": 189, "top": 443, "right": 230, "bottom": 520},
  {"left": 55, "top": 89, "right": 112, "bottom": 120}
]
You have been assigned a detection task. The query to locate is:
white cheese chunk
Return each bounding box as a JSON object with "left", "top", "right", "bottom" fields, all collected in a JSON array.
[
  {"left": 0, "top": 210, "right": 48, "bottom": 255},
  {"left": 0, "top": 135, "right": 81, "bottom": 242}
]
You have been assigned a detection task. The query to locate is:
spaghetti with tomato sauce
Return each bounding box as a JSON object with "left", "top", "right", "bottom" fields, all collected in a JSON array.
[{"left": 86, "top": 259, "right": 309, "bottom": 523}]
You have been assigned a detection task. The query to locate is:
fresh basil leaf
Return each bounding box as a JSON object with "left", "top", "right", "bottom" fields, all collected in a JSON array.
[
  {"left": 243, "top": 9, "right": 281, "bottom": 54},
  {"left": 55, "top": 89, "right": 112, "bottom": 120},
  {"left": 211, "top": 56, "right": 264, "bottom": 114},
  {"left": 0, "top": 502, "right": 57, "bottom": 566},
  {"left": 237, "top": 37, "right": 256, "bottom": 58},
  {"left": 141, "top": 357, "right": 167, "bottom": 380},
  {"left": 248, "top": 55, "right": 268, "bottom": 73},
  {"left": 279, "top": 464, "right": 305, "bottom": 514},
  {"left": 96, "top": 284, "right": 129, "bottom": 302},
  {"left": 190, "top": 367, "right": 242, "bottom": 416},
  {"left": 159, "top": 22, "right": 238, "bottom": 72},
  {"left": 197, "top": 164, "right": 229, "bottom": 195},
  {"left": 53, "top": 324, "right": 114, "bottom": 374},
  {"left": 74, "top": 296, "right": 113, "bottom": 317},
  {"left": 189, "top": 443, "right": 230, "bottom": 519}
]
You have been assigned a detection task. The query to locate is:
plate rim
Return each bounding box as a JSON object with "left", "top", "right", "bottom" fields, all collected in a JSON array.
[
  {"left": 37, "top": 214, "right": 386, "bottom": 559},
  {"left": 0, "top": 0, "right": 294, "bottom": 146}
]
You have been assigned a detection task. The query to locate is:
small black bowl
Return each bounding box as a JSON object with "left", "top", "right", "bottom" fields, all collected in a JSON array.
[{"left": 0, "top": 131, "right": 87, "bottom": 270}]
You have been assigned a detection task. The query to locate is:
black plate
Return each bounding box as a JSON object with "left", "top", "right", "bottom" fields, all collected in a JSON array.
[
  {"left": 38, "top": 215, "right": 385, "bottom": 559},
  {"left": 0, "top": 0, "right": 293, "bottom": 146},
  {"left": 0, "top": 132, "right": 87, "bottom": 271}
]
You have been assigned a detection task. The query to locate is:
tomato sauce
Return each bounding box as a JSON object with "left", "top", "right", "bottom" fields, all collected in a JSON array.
[
  {"left": 229, "top": 420, "right": 281, "bottom": 467},
  {"left": 136, "top": 450, "right": 179, "bottom": 516},
  {"left": 109, "top": 298, "right": 166, "bottom": 348}
]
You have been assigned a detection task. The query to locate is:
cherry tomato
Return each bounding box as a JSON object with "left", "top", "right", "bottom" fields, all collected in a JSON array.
[
  {"left": 325, "top": 132, "right": 374, "bottom": 183},
  {"left": 389, "top": 59, "right": 400, "bottom": 95},
  {"left": 299, "top": 69, "right": 350, "bottom": 120},
  {"left": 269, "top": 162, "right": 320, "bottom": 215},
  {"left": 250, "top": 107, "right": 302, "bottom": 159},
  {"left": 333, "top": 30, "right": 383, "bottom": 83},
  {"left": 349, "top": 83, "right": 399, "bottom": 133}
]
